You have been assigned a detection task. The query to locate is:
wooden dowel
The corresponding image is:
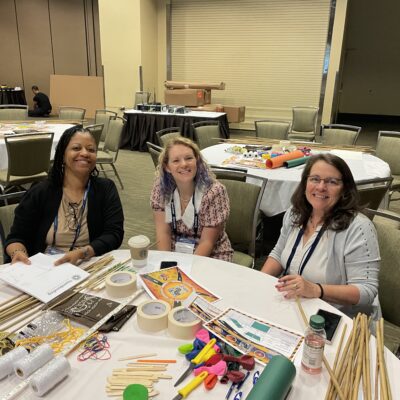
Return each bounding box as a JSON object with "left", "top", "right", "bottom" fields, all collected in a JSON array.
[
  {"left": 352, "top": 315, "right": 366, "bottom": 400},
  {"left": 376, "top": 320, "right": 388, "bottom": 400},
  {"left": 365, "top": 317, "right": 371, "bottom": 400},
  {"left": 0, "top": 294, "right": 29, "bottom": 311}
]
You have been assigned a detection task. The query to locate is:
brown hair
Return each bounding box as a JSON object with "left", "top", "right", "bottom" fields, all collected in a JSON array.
[{"left": 291, "top": 153, "right": 360, "bottom": 230}]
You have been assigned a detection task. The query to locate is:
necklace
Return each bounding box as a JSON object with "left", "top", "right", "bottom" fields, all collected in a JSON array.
[{"left": 308, "top": 215, "right": 323, "bottom": 230}]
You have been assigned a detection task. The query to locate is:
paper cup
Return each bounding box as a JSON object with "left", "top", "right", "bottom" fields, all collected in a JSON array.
[{"left": 128, "top": 235, "right": 151, "bottom": 267}]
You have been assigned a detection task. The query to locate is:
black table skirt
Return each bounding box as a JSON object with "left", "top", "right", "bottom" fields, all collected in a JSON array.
[
  {"left": 120, "top": 112, "right": 230, "bottom": 152},
  {"left": 0, "top": 89, "right": 27, "bottom": 105}
]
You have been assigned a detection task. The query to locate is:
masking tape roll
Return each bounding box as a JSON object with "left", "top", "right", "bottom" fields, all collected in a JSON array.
[
  {"left": 105, "top": 271, "right": 137, "bottom": 298},
  {"left": 137, "top": 300, "right": 171, "bottom": 332},
  {"left": 168, "top": 306, "right": 202, "bottom": 340}
]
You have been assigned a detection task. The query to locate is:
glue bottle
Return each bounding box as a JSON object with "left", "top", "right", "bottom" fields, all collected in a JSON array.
[{"left": 301, "top": 314, "right": 326, "bottom": 374}]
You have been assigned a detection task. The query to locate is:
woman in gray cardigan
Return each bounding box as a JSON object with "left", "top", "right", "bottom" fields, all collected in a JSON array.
[{"left": 261, "top": 153, "right": 380, "bottom": 319}]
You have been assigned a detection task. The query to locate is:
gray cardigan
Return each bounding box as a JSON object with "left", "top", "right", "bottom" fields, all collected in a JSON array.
[{"left": 269, "top": 208, "right": 381, "bottom": 319}]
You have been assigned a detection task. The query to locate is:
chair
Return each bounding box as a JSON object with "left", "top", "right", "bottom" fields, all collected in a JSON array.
[
  {"left": 156, "top": 127, "right": 181, "bottom": 147},
  {"left": 94, "top": 109, "right": 118, "bottom": 144},
  {"left": 0, "top": 104, "right": 28, "bottom": 120},
  {"left": 357, "top": 177, "right": 393, "bottom": 210},
  {"left": 215, "top": 169, "right": 267, "bottom": 268},
  {"left": 146, "top": 142, "right": 163, "bottom": 168},
  {"left": 0, "top": 204, "right": 18, "bottom": 248},
  {"left": 210, "top": 165, "right": 247, "bottom": 182},
  {"left": 0, "top": 132, "right": 54, "bottom": 196},
  {"left": 58, "top": 107, "right": 86, "bottom": 121},
  {"left": 288, "top": 106, "right": 319, "bottom": 141},
  {"left": 366, "top": 208, "right": 400, "bottom": 354},
  {"left": 96, "top": 117, "right": 125, "bottom": 189},
  {"left": 86, "top": 124, "right": 104, "bottom": 148},
  {"left": 375, "top": 131, "right": 400, "bottom": 203},
  {"left": 192, "top": 121, "right": 221, "bottom": 150},
  {"left": 254, "top": 119, "right": 291, "bottom": 140},
  {"left": 321, "top": 124, "right": 361, "bottom": 146}
]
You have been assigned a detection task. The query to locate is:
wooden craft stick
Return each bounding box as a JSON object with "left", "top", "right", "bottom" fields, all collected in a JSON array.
[
  {"left": 352, "top": 315, "right": 366, "bottom": 400},
  {"left": 137, "top": 359, "right": 176, "bottom": 364},
  {"left": 118, "top": 353, "right": 158, "bottom": 361}
]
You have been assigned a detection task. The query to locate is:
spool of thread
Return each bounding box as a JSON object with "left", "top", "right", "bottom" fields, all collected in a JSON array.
[
  {"left": 168, "top": 306, "right": 202, "bottom": 340},
  {"left": 123, "top": 384, "right": 148, "bottom": 400},
  {"left": 30, "top": 355, "right": 71, "bottom": 396},
  {"left": 0, "top": 347, "right": 28, "bottom": 380},
  {"left": 14, "top": 343, "right": 54, "bottom": 379},
  {"left": 136, "top": 300, "right": 171, "bottom": 332},
  {"left": 105, "top": 271, "right": 137, "bottom": 298},
  {"left": 246, "top": 355, "right": 296, "bottom": 400}
]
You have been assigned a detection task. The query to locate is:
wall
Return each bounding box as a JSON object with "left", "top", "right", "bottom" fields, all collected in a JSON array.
[
  {"left": 338, "top": 0, "right": 400, "bottom": 116},
  {"left": 0, "top": 0, "right": 101, "bottom": 108}
]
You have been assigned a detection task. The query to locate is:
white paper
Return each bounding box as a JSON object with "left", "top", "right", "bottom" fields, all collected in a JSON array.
[{"left": 0, "top": 253, "right": 89, "bottom": 303}]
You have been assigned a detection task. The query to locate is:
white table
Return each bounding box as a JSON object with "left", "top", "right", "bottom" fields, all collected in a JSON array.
[
  {"left": 0, "top": 250, "right": 399, "bottom": 399},
  {"left": 202, "top": 143, "right": 392, "bottom": 216},
  {"left": 0, "top": 124, "right": 73, "bottom": 170}
]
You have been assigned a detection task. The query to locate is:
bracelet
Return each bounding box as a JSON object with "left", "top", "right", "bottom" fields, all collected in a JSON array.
[
  {"left": 10, "top": 248, "right": 27, "bottom": 259},
  {"left": 316, "top": 283, "right": 324, "bottom": 299}
]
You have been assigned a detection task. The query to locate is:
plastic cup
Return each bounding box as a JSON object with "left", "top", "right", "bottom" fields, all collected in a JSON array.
[{"left": 128, "top": 235, "right": 151, "bottom": 267}]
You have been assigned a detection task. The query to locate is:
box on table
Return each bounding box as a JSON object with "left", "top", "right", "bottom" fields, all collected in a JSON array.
[
  {"left": 164, "top": 89, "right": 211, "bottom": 107},
  {"left": 223, "top": 105, "right": 245, "bottom": 123},
  {"left": 192, "top": 104, "right": 224, "bottom": 112}
]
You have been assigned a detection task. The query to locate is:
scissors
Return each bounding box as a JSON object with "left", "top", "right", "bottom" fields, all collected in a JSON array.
[{"left": 172, "top": 371, "right": 208, "bottom": 400}]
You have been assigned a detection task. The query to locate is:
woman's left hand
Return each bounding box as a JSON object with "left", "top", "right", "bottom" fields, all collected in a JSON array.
[
  {"left": 276, "top": 275, "right": 321, "bottom": 299},
  {"left": 54, "top": 249, "right": 86, "bottom": 266}
]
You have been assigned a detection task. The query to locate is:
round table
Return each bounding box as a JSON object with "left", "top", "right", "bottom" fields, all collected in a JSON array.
[
  {"left": 201, "top": 143, "right": 391, "bottom": 216},
  {"left": 1, "top": 250, "right": 399, "bottom": 399}
]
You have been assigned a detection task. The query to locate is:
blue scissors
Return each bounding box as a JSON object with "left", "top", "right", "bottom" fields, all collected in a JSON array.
[{"left": 233, "top": 392, "right": 243, "bottom": 400}]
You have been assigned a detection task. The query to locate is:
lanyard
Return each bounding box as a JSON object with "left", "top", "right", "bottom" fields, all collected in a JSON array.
[
  {"left": 170, "top": 191, "right": 199, "bottom": 237},
  {"left": 52, "top": 181, "right": 91, "bottom": 251},
  {"left": 283, "top": 225, "right": 326, "bottom": 276}
]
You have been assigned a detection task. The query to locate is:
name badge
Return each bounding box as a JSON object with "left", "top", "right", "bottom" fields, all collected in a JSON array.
[
  {"left": 175, "top": 237, "right": 196, "bottom": 254},
  {"left": 45, "top": 246, "right": 65, "bottom": 255}
]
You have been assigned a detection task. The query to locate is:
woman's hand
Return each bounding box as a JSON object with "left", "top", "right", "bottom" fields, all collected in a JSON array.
[
  {"left": 11, "top": 250, "right": 31, "bottom": 265},
  {"left": 54, "top": 246, "right": 93, "bottom": 266},
  {"left": 276, "top": 274, "right": 321, "bottom": 299}
]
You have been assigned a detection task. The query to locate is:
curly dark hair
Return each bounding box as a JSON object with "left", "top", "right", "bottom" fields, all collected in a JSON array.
[
  {"left": 49, "top": 125, "right": 98, "bottom": 187},
  {"left": 291, "top": 153, "right": 360, "bottom": 231}
]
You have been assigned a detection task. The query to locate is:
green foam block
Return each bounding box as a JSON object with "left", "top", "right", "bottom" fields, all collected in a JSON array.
[{"left": 123, "top": 384, "right": 148, "bottom": 400}]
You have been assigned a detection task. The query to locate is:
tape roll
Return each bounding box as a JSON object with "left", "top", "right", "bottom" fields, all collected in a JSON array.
[
  {"left": 14, "top": 343, "right": 54, "bottom": 379},
  {"left": 0, "top": 346, "right": 28, "bottom": 380},
  {"left": 168, "top": 306, "right": 202, "bottom": 340},
  {"left": 137, "top": 300, "right": 171, "bottom": 332},
  {"left": 105, "top": 271, "right": 137, "bottom": 298}
]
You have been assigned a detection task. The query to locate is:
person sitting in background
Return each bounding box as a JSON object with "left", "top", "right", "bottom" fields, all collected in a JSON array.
[
  {"left": 151, "top": 137, "right": 233, "bottom": 261},
  {"left": 5, "top": 125, "right": 124, "bottom": 266},
  {"left": 261, "top": 153, "right": 380, "bottom": 319},
  {"left": 28, "top": 85, "right": 52, "bottom": 117}
]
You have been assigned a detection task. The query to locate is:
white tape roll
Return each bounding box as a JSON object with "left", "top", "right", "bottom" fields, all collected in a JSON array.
[
  {"left": 105, "top": 271, "right": 137, "bottom": 298},
  {"left": 14, "top": 343, "right": 54, "bottom": 379},
  {"left": 136, "top": 300, "right": 171, "bottom": 332},
  {"left": 168, "top": 306, "right": 202, "bottom": 340},
  {"left": 0, "top": 347, "right": 28, "bottom": 380}
]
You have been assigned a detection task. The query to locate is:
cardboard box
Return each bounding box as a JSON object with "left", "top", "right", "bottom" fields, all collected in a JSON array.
[
  {"left": 164, "top": 89, "right": 210, "bottom": 107},
  {"left": 224, "top": 105, "right": 245, "bottom": 123},
  {"left": 191, "top": 104, "right": 224, "bottom": 112}
]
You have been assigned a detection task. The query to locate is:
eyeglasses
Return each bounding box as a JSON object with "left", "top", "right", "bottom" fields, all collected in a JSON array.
[{"left": 307, "top": 175, "right": 342, "bottom": 187}]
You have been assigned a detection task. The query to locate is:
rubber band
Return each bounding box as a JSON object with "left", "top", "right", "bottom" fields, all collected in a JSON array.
[{"left": 77, "top": 333, "right": 111, "bottom": 361}]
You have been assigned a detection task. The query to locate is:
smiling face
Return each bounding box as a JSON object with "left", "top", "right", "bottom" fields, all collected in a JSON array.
[
  {"left": 165, "top": 144, "right": 197, "bottom": 186},
  {"left": 63, "top": 131, "right": 97, "bottom": 178},
  {"left": 305, "top": 160, "right": 343, "bottom": 217}
]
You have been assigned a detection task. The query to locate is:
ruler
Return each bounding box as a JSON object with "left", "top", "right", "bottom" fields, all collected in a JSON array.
[{"left": 1, "top": 289, "right": 144, "bottom": 400}]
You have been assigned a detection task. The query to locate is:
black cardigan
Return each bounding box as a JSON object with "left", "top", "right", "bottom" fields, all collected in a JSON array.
[{"left": 4, "top": 177, "right": 124, "bottom": 263}]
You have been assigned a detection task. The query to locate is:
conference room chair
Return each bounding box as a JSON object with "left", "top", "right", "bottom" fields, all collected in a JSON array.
[
  {"left": 375, "top": 130, "right": 400, "bottom": 204},
  {"left": 146, "top": 142, "right": 163, "bottom": 168},
  {"left": 211, "top": 165, "right": 247, "bottom": 182},
  {"left": 367, "top": 208, "right": 400, "bottom": 354},
  {"left": 0, "top": 132, "right": 54, "bottom": 197},
  {"left": 0, "top": 104, "right": 28, "bottom": 120},
  {"left": 58, "top": 106, "right": 86, "bottom": 121},
  {"left": 254, "top": 119, "right": 291, "bottom": 140},
  {"left": 288, "top": 106, "right": 318, "bottom": 142},
  {"left": 321, "top": 124, "right": 361, "bottom": 146},
  {"left": 192, "top": 121, "right": 221, "bottom": 150},
  {"left": 156, "top": 127, "right": 181, "bottom": 147},
  {"left": 215, "top": 169, "right": 267, "bottom": 268},
  {"left": 0, "top": 203, "right": 18, "bottom": 248},
  {"left": 357, "top": 177, "right": 393, "bottom": 210},
  {"left": 85, "top": 124, "right": 104, "bottom": 149},
  {"left": 94, "top": 109, "right": 118, "bottom": 146},
  {"left": 96, "top": 117, "right": 125, "bottom": 189}
]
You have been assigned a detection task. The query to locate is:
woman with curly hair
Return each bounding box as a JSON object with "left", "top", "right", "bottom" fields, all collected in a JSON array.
[
  {"left": 151, "top": 137, "right": 233, "bottom": 261},
  {"left": 5, "top": 125, "right": 124, "bottom": 266},
  {"left": 262, "top": 153, "right": 380, "bottom": 319}
]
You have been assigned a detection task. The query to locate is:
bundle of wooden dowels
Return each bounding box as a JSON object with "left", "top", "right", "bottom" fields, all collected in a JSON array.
[{"left": 325, "top": 313, "right": 392, "bottom": 400}]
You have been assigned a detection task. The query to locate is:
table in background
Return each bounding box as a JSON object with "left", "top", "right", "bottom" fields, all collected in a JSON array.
[
  {"left": 121, "top": 109, "right": 230, "bottom": 152},
  {"left": 0, "top": 123, "right": 73, "bottom": 170},
  {"left": 0, "top": 89, "right": 27, "bottom": 105},
  {"left": 0, "top": 249, "right": 399, "bottom": 399},
  {"left": 202, "top": 143, "right": 392, "bottom": 216}
]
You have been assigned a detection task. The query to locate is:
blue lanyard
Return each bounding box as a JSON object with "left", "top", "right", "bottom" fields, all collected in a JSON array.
[
  {"left": 283, "top": 225, "right": 326, "bottom": 276},
  {"left": 52, "top": 181, "right": 91, "bottom": 251},
  {"left": 170, "top": 190, "right": 199, "bottom": 237}
]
